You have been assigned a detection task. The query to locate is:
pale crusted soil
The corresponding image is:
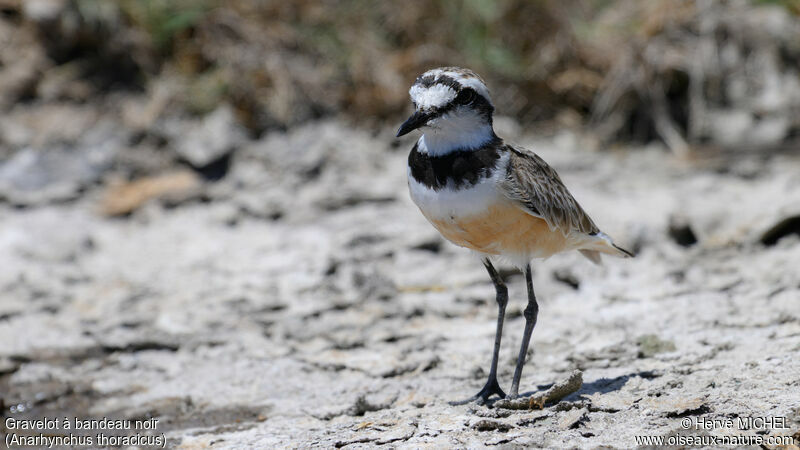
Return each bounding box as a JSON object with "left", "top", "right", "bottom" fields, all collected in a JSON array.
[{"left": 1, "top": 121, "right": 799, "bottom": 448}]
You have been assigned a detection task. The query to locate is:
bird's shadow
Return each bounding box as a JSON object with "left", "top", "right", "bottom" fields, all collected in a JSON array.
[{"left": 566, "top": 370, "right": 660, "bottom": 400}]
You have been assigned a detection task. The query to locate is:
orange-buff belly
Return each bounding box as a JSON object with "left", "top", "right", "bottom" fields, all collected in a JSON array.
[{"left": 424, "top": 202, "right": 570, "bottom": 258}]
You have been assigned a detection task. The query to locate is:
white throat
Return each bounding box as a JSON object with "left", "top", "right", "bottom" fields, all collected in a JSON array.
[{"left": 417, "top": 115, "right": 495, "bottom": 156}]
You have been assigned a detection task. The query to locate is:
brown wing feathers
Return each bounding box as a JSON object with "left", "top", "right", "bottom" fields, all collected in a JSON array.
[{"left": 500, "top": 146, "right": 599, "bottom": 236}]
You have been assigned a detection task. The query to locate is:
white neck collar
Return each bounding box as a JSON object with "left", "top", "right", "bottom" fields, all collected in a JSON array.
[{"left": 417, "top": 123, "right": 495, "bottom": 156}]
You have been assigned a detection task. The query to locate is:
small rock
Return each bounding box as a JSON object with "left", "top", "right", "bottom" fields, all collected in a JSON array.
[
  {"left": 346, "top": 393, "right": 395, "bottom": 417},
  {"left": 375, "top": 423, "right": 417, "bottom": 445},
  {"left": 558, "top": 407, "right": 588, "bottom": 430},
  {"left": 636, "top": 334, "right": 677, "bottom": 358},
  {"left": 352, "top": 270, "right": 396, "bottom": 301},
  {"left": 171, "top": 105, "right": 245, "bottom": 169},
  {"left": 473, "top": 419, "right": 512, "bottom": 432},
  {"left": 642, "top": 396, "right": 708, "bottom": 417},
  {"left": 0, "top": 138, "right": 118, "bottom": 205},
  {"left": 585, "top": 391, "right": 640, "bottom": 413},
  {"left": 668, "top": 215, "right": 698, "bottom": 247}
]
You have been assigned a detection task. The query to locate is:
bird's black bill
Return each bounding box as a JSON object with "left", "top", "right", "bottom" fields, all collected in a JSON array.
[{"left": 396, "top": 111, "right": 431, "bottom": 137}]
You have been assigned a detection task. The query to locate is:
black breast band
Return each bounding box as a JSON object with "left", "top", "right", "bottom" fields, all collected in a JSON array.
[{"left": 408, "top": 137, "right": 503, "bottom": 190}]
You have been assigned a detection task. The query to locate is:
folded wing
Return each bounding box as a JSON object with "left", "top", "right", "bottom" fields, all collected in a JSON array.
[
  {"left": 500, "top": 145, "right": 598, "bottom": 235},
  {"left": 499, "top": 145, "right": 632, "bottom": 262}
]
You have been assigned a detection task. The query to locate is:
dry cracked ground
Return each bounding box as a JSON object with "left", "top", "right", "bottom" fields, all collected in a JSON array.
[{"left": 1, "top": 120, "right": 800, "bottom": 448}]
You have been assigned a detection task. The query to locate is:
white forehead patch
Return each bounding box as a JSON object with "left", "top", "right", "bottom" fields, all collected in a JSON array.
[
  {"left": 409, "top": 68, "right": 492, "bottom": 110},
  {"left": 409, "top": 83, "right": 457, "bottom": 110}
]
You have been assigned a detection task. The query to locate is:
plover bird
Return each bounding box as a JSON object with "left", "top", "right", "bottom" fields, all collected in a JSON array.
[{"left": 397, "top": 67, "right": 632, "bottom": 403}]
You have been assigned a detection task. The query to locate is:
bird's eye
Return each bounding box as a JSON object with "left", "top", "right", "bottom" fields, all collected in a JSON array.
[{"left": 455, "top": 89, "right": 476, "bottom": 105}]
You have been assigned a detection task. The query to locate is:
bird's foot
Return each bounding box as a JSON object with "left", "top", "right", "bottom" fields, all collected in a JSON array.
[{"left": 449, "top": 377, "right": 506, "bottom": 405}]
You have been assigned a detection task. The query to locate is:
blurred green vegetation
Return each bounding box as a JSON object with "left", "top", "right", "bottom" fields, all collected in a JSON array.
[
  {"left": 116, "top": 0, "right": 212, "bottom": 52},
  {"left": 60, "top": 0, "right": 623, "bottom": 127}
]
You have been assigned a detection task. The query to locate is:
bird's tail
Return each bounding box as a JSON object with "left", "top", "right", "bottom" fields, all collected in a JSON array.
[{"left": 578, "top": 232, "right": 634, "bottom": 265}]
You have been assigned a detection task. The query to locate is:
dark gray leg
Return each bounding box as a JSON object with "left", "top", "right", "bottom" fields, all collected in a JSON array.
[
  {"left": 509, "top": 263, "right": 539, "bottom": 398},
  {"left": 451, "top": 259, "right": 508, "bottom": 404}
]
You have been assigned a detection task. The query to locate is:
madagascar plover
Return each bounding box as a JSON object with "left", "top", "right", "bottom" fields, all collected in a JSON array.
[{"left": 397, "top": 67, "right": 632, "bottom": 403}]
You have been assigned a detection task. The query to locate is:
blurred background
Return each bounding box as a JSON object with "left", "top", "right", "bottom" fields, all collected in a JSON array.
[
  {"left": 1, "top": 0, "right": 799, "bottom": 447},
  {"left": 2, "top": 0, "right": 800, "bottom": 177}
]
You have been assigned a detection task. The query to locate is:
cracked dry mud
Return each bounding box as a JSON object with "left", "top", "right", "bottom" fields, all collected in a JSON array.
[{"left": 1, "top": 121, "right": 799, "bottom": 448}]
